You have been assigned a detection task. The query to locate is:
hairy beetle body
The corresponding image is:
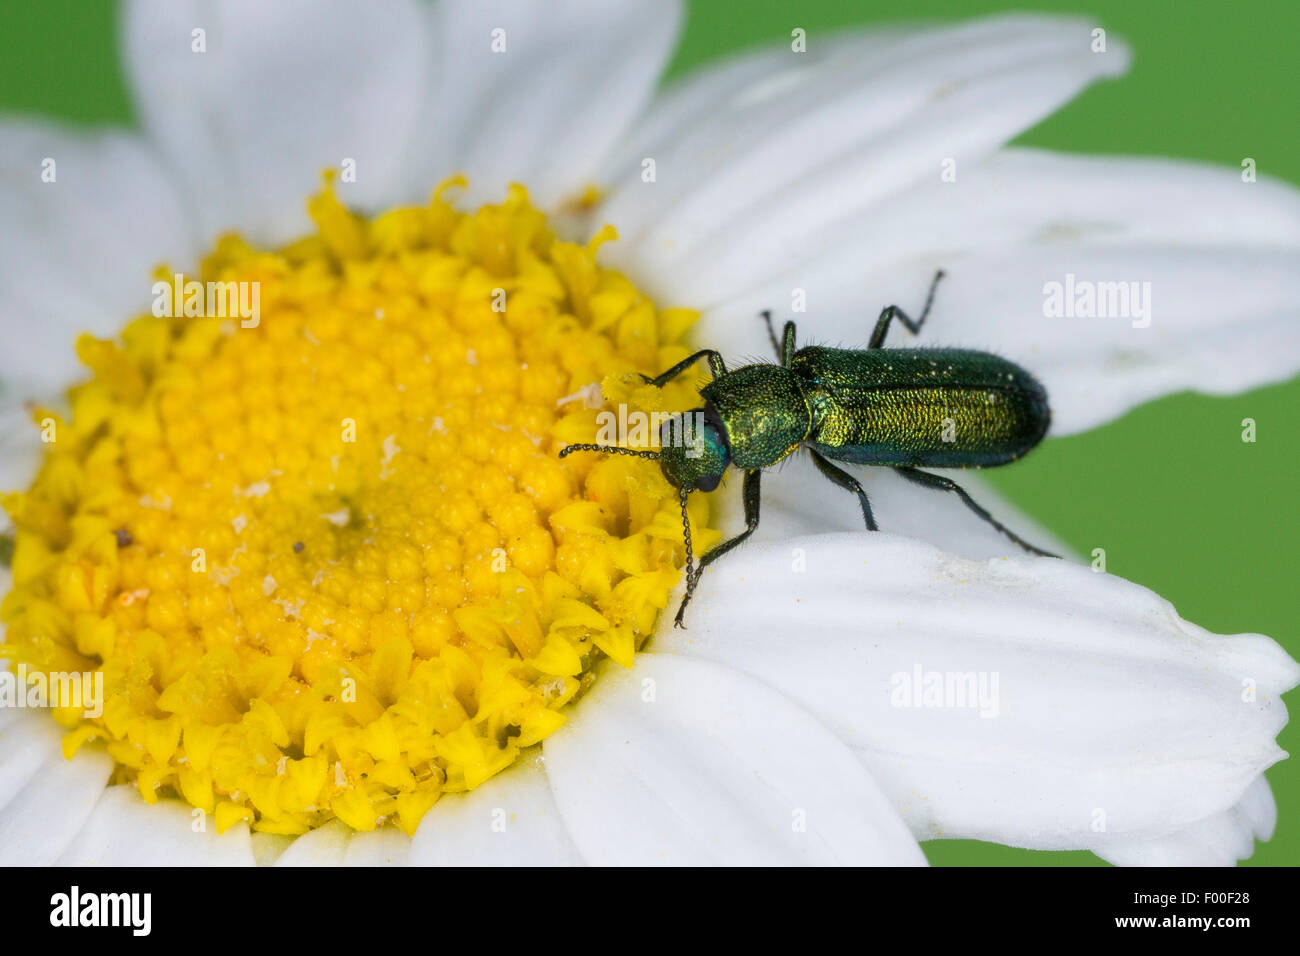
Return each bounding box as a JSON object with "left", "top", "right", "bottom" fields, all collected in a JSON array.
[{"left": 792, "top": 346, "right": 1050, "bottom": 468}]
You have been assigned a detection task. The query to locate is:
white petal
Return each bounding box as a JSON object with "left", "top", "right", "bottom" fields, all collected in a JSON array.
[
  {"left": 409, "top": 751, "right": 582, "bottom": 865},
  {"left": 936, "top": 247, "right": 1296, "bottom": 435},
  {"left": 0, "top": 711, "right": 113, "bottom": 865},
  {"left": 271, "top": 820, "right": 348, "bottom": 865},
  {"left": 697, "top": 149, "right": 1300, "bottom": 436},
  {"left": 249, "top": 831, "right": 295, "bottom": 866},
  {"left": 0, "top": 120, "right": 198, "bottom": 400},
  {"left": 654, "top": 534, "right": 1299, "bottom": 859},
  {"left": 410, "top": 0, "right": 682, "bottom": 207},
  {"left": 1095, "top": 776, "right": 1276, "bottom": 866},
  {"left": 0, "top": 703, "right": 60, "bottom": 809},
  {"left": 598, "top": 27, "right": 921, "bottom": 187},
  {"left": 1233, "top": 769, "right": 1279, "bottom": 842},
  {"left": 543, "top": 654, "right": 926, "bottom": 865},
  {"left": 274, "top": 819, "right": 410, "bottom": 866},
  {"left": 123, "top": 0, "right": 431, "bottom": 243},
  {"left": 57, "top": 786, "right": 256, "bottom": 866},
  {"left": 598, "top": 15, "right": 1129, "bottom": 304}
]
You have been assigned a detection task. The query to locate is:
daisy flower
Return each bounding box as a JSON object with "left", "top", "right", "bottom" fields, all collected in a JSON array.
[{"left": 1, "top": 0, "right": 1297, "bottom": 867}]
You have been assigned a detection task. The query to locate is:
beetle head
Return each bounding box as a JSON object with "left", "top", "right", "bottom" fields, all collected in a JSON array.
[
  {"left": 557, "top": 407, "right": 730, "bottom": 493},
  {"left": 658, "top": 407, "right": 730, "bottom": 493}
]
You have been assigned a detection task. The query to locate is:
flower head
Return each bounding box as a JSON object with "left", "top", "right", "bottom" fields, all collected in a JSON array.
[{"left": 1, "top": 1, "right": 1297, "bottom": 866}]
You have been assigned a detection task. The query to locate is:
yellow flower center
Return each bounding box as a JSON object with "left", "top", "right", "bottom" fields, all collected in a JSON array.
[{"left": 0, "top": 177, "right": 718, "bottom": 836}]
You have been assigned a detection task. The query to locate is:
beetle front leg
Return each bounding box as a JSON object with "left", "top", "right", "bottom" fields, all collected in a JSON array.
[
  {"left": 780, "top": 321, "right": 797, "bottom": 367},
  {"left": 758, "top": 313, "right": 798, "bottom": 367},
  {"left": 868, "top": 269, "right": 945, "bottom": 348},
  {"left": 760, "top": 311, "right": 782, "bottom": 360},
  {"left": 674, "top": 468, "right": 761, "bottom": 628},
  {"left": 641, "top": 349, "right": 727, "bottom": 388}
]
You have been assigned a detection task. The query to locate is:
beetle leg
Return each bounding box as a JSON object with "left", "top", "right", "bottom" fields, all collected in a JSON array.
[
  {"left": 868, "top": 269, "right": 945, "bottom": 348},
  {"left": 809, "top": 450, "right": 877, "bottom": 531},
  {"left": 698, "top": 470, "right": 762, "bottom": 571},
  {"left": 892, "top": 466, "right": 1057, "bottom": 557},
  {"left": 757, "top": 313, "right": 798, "bottom": 367},
  {"left": 641, "top": 349, "right": 727, "bottom": 387},
  {"left": 781, "top": 321, "right": 797, "bottom": 367},
  {"left": 674, "top": 469, "right": 761, "bottom": 628},
  {"left": 760, "top": 310, "right": 782, "bottom": 360}
]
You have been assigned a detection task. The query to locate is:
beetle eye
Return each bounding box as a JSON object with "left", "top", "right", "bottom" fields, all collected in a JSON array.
[{"left": 694, "top": 472, "right": 722, "bottom": 493}]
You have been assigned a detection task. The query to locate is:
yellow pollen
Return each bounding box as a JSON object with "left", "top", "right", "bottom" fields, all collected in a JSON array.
[{"left": 0, "top": 176, "right": 719, "bottom": 836}]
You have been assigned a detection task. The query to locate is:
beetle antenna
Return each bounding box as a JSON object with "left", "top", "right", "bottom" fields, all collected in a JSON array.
[
  {"left": 558, "top": 443, "right": 660, "bottom": 460},
  {"left": 674, "top": 485, "right": 698, "bottom": 628}
]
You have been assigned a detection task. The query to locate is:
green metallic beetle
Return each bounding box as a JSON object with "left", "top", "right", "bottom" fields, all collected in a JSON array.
[{"left": 560, "top": 272, "right": 1055, "bottom": 627}]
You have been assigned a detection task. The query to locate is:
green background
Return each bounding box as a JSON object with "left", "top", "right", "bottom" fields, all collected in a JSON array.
[{"left": 1, "top": 0, "right": 1295, "bottom": 866}]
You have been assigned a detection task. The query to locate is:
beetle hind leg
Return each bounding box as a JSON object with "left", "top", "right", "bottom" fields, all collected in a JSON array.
[
  {"left": 810, "top": 450, "right": 877, "bottom": 531},
  {"left": 892, "top": 466, "right": 1057, "bottom": 557},
  {"left": 869, "top": 269, "right": 945, "bottom": 348}
]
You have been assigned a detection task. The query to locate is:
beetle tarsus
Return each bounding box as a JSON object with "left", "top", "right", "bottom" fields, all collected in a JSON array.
[
  {"left": 869, "top": 268, "right": 946, "bottom": 348},
  {"left": 892, "top": 465, "right": 1057, "bottom": 558}
]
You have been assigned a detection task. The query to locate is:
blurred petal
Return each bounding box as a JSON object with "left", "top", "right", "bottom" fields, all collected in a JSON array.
[
  {"left": 0, "top": 710, "right": 113, "bottom": 865},
  {"left": 655, "top": 534, "right": 1299, "bottom": 860},
  {"left": 0, "top": 120, "right": 197, "bottom": 401},
  {"left": 410, "top": 751, "right": 582, "bottom": 865},
  {"left": 696, "top": 149, "right": 1300, "bottom": 436},
  {"left": 274, "top": 819, "right": 410, "bottom": 866},
  {"left": 58, "top": 786, "right": 256, "bottom": 866},
  {"left": 597, "top": 15, "right": 1129, "bottom": 304},
  {"left": 597, "top": 27, "right": 920, "bottom": 188},
  {"left": 0, "top": 401, "right": 43, "bottom": 498},
  {"left": 1095, "top": 776, "right": 1277, "bottom": 866},
  {"left": 122, "top": 0, "right": 431, "bottom": 243},
  {"left": 0, "top": 701, "right": 57, "bottom": 809},
  {"left": 409, "top": 0, "right": 682, "bottom": 207},
  {"left": 544, "top": 654, "right": 926, "bottom": 865}
]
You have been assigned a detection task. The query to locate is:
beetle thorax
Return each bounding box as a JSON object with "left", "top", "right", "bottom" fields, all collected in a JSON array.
[{"left": 701, "top": 364, "right": 812, "bottom": 469}]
